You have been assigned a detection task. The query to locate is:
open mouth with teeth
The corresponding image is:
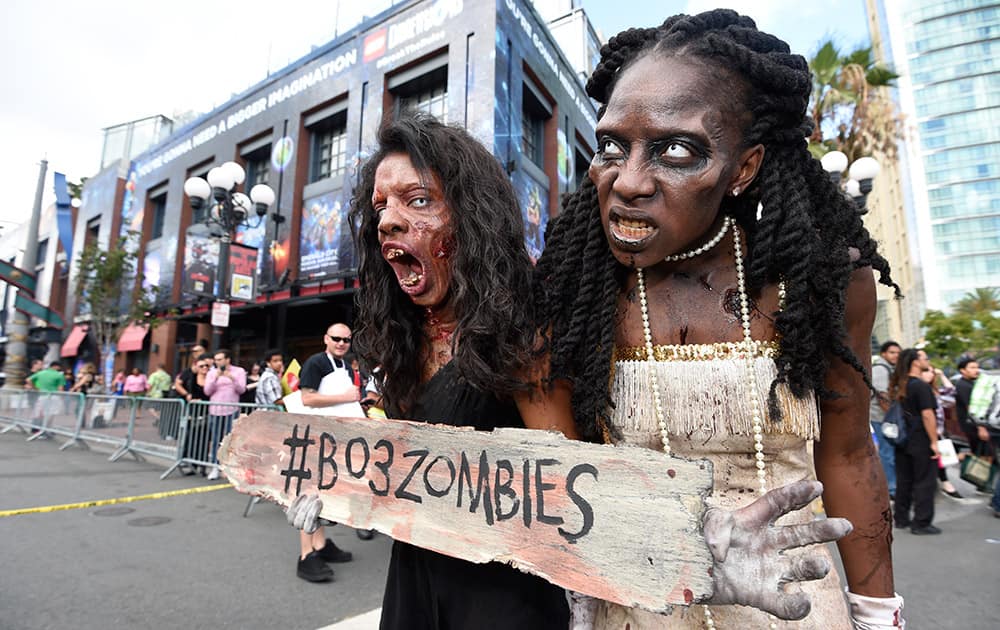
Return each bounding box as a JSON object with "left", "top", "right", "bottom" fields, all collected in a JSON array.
[
  {"left": 608, "top": 215, "right": 657, "bottom": 249},
  {"left": 383, "top": 245, "right": 427, "bottom": 294}
]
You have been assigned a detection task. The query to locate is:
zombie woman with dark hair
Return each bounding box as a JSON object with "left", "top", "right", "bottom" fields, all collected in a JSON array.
[
  {"left": 346, "top": 114, "right": 574, "bottom": 629},
  {"left": 534, "top": 10, "right": 902, "bottom": 629}
]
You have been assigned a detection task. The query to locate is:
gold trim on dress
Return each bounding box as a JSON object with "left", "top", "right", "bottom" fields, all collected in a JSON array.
[{"left": 613, "top": 340, "right": 780, "bottom": 362}]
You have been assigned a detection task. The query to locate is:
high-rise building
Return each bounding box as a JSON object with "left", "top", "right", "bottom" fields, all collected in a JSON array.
[{"left": 870, "top": 0, "right": 1000, "bottom": 311}]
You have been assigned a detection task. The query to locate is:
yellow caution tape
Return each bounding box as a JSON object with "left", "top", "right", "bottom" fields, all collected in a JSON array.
[{"left": 0, "top": 483, "right": 233, "bottom": 517}]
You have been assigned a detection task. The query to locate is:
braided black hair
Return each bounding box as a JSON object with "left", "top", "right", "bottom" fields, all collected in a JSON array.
[
  {"left": 350, "top": 115, "right": 536, "bottom": 412},
  {"left": 534, "top": 9, "right": 899, "bottom": 441}
]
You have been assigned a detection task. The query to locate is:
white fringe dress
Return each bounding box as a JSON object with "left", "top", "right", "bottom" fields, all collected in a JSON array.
[{"left": 592, "top": 342, "right": 852, "bottom": 629}]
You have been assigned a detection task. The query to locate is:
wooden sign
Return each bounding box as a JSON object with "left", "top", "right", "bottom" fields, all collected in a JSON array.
[{"left": 219, "top": 411, "right": 715, "bottom": 611}]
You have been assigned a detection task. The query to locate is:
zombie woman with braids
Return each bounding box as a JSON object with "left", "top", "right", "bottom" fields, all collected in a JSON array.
[
  {"left": 289, "top": 114, "right": 852, "bottom": 629},
  {"left": 535, "top": 10, "right": 902, "bottom": 629}
]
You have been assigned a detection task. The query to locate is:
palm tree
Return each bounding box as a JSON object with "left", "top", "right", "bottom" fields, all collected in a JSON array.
[
  {"left": 808, "top": 41, "right": 902, "bottom": 163},
  {"left": 953, "top": 287, "right": 1000, "bottom": 317}
]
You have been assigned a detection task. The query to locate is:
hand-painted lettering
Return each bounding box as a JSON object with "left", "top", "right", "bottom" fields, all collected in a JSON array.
[
  {"left": 317, "top": 431, "right": 338, "bottom": 490},
  {"left": 395, "top": 448, "right": 429, "bottom": 503},
  {"left": 345, "top": 436, "right": 370, "bottom": 479},
  {"left": 369, "top": 438, "right": 393, "bottom": 496},
  {"left": 457, "top": 450, "right": 495, "bottom": 526},
  {"left": 559, "top": 463, "right": 597, "bottom": 544},
  {"left": 522, "top": 458, "right": 532, "bottom": 527},
  {"left": 281, "top": 424, "right": 314, "bottom": 495},
  {"left": 535, "top": 458, "right": 563, "bottom": 526},
  {"left": 423, "top": 454, "right": 457, "bottom": 498},
  {"left": 494, "top": 459, "right": 520, "bottom": 521}
]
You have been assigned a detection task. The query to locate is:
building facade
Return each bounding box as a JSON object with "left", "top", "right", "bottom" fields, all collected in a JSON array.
[
  {"left": 872, "top": 0, "right": 1000, "bottom": 311},
  {"left": 66, "top": 0, "right": 599, "bottom": 376}
]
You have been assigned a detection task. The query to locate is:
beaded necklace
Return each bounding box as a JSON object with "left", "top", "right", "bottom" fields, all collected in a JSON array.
[{"left": 635, "top": 218, "right": 784, "bottom": 629}]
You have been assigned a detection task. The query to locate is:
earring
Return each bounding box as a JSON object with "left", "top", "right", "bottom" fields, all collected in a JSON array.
[{"left": 731, "top": 186, "right": 741, "bottom": 197}]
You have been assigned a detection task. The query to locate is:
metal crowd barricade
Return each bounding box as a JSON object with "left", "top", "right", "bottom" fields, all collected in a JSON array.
[
  {"left": 108, "top": 395, "right": 187, "bottom": 463},
  {"left": 162, "top": 399, "right": 280, "bottom": 479},
  {"left": 0, "top": 390, "right": 84, "bottom": 445},
  {"left": 73, "top": 394, "right": 134, "bottom": 455},
  {"left": 0, "top": 389, "right": 37, "bottom": 435},
  {"left": 38, "top": 391, "right": 86, "bottom": 447}
]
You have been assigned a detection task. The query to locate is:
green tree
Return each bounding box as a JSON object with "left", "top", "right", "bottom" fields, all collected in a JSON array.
[
  {"left": 921, "top": 291, "right": 1000, "bottom": 366},
  {"left": 953, "top": 287, "right": 1000, "bottom": 318},
  {"left": 67, "top": 178, "right": 88, "bottom": 200},
  {"left": 808, "top": 41, "right": 903, "bottom": 163},
  {"left": 74, "top": 233, "right": 159, "bottom": 383}
]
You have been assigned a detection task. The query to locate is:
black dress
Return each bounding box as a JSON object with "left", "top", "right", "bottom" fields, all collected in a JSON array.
[{"left": 380, "top": 361, "right": 569, "bottom": 630}]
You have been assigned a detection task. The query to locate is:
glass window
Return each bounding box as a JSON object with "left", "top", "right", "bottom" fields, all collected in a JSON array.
[
  {"left": 521, "top": 84, "right": 549, "bottom": 168},
  {"left": 35, "top": 238, "right": 48, "bottom": 267},
  {"left": 150, "top": 194, "right": 167, "bottom": 240},
  {"left": 246, "top": 154, "right": 270, "bottom": 188},
  {"left": 309, "top": 113, "right": 348, "bottom": 183},
  {"left": 574, "top": 148, "right": 591, "bottom": 189},
  {"left": 190, "top": 170, "right": 209, "bottom": 225},
  {"left": 85, "top": 217, "right": 100, "bottom": 249},
  {"left": 394, "top": 65, "right": 448, "bottom": 123}
]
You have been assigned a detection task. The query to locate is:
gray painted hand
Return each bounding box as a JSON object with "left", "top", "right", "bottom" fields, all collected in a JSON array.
[
  {"left": 703, "top": 480, "right": 853, "bottom": 620},
  {"left": 286, "top": 494, "right": 329, "bottom": 534}
]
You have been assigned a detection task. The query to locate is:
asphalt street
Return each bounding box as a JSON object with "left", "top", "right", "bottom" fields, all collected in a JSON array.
[
  {"left": 2, "top": 428, "right": 998, "bottom": 629},
  {"left": 0, "top": 429, "right": 392, "bottom": 630}
]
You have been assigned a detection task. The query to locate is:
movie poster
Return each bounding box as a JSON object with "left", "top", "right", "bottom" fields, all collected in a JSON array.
[
  {"left": 514, "top": 172, "right": 548, "bottom": 264},
  {"left": 299, "top": 191, "right": 345, "bottom": 279},
  {"left": 229, "top": 243, "right": 258, "bottom": 301},
  {"left": 182, "top": 233, "right": 219, "bottom": 297}
]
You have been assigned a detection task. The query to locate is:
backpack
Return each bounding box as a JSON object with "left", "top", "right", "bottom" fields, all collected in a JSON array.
[{"left": 880, "top": 401, "right": 908, "bottom": 447}]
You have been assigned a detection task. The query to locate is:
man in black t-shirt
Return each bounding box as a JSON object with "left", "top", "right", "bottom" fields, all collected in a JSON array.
[
  {"left": 894, "top": 348, "right": 942, "bottom": 535},
  {"left": 293, "top": 323, "right": 361, "bottom": 582},
  {"left": 298, "top": 322, "right": 359, "bottom": 408}
]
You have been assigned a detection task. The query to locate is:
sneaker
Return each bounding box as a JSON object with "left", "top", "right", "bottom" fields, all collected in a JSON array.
[
  {"left": 296, "top": 551, "right": 334, "bottom": 582},
  {"left": 356, "top": 529, "right": 375, "bottom": 540},
  {"left": 206, "top": 466, "right": 220, "bottom": 481},
  {"left": 910, "top": 524, "right": 942, "bottom": 535},
  {"left": 317, "top": 538, "right": 353, "bottom": 563}
]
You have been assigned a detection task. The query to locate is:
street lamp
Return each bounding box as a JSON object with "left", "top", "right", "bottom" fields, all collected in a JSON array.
[
  {"left": 183, "top": 161, "right": 276, "bottom": 349},
  {"left": 820, "top": 150, "right": 880, "bottom": 214}
]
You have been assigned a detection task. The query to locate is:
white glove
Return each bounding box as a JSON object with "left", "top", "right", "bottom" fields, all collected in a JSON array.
[
  {"left": 566, "top": 590, "right": 598, "bottom": 630},
  {"left": 846, "top": 590, "right": 905, "bottom": 629},
  {"left": 286, "top": 494, "right": 332, "bottom": 534},
  {"left": 703, "top": 479, "right": 853, "bottom": 620}
]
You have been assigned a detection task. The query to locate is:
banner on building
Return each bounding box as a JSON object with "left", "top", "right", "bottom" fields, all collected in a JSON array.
[
  {"left": 229, "top": 243, "right": 258, "bottom": 301},
  {"left": 513, "top": 171, "right": 548, "bottom": 264},
  {"left": 299, "top": 190, "right": 348, "bottom": 280},
  {"left": 182, "top": 233, "right": 219, "bottom": 297},
  {"left": 53, "top": 172, "right": 75, "bottom": 261}
]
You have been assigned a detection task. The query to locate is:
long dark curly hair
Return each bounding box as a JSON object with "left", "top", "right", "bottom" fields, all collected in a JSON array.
[
  {"left": 534, "top": 10, "right": 900, "bottom": 441},
  {"left": 350, "top": 115, "right": 535, "bottom": 412}
]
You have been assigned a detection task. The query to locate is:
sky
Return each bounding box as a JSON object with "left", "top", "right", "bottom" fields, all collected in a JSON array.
[{"left": 0, "top": 0, "right": 870, "bottom": 230}]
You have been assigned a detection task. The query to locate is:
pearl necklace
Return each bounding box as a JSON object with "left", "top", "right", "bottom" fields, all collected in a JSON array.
[
  {"left": 636, "top": 219, "right": 782, "bottom": 630},
  {"left": 664, "top": 216, "right": 732, "bottom": 262}
]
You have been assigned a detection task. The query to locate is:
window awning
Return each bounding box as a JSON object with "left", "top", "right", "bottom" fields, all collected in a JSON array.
[
  {"left": 117, "top": 323, "right": 150, "bottom": 352},
  {"left": 60, "top": 324, "right": 89, "bottom": 358}
]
